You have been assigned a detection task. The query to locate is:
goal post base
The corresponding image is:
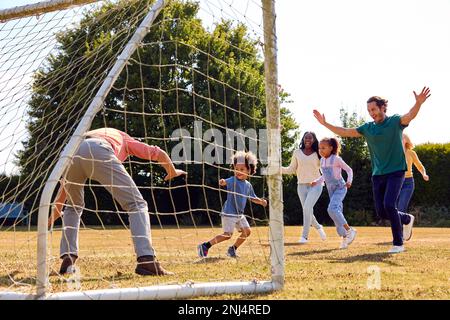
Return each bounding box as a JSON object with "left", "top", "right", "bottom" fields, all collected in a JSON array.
[{"left": 1, "top": 280, "right": 279, "bottom": 300}]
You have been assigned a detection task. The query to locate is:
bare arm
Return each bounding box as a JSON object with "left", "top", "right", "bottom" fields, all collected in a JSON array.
[
  {"left": 156, "top": 149, "right": 187, "bottom": 181},
  {"left": 313, "top": 110, "right": 362, "bottom": 138},
  {"left": 251, "top": 197, "right": 267, "bottom": 207},
  {"left": 411, "top": 150, "right": 429, "bottom": 181},
  {"left": 401, "top": 87, "right": 431, "bottom": 126},
  {"left": 48, "top": 182, "right": 67, "bottom": 228},
  {"left": 126, "top": 137, "right": 186, "bottom": 181}
]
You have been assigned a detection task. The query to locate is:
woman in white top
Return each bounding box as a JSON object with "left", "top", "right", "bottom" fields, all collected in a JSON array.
[{"left": 282, "top": 132, "right": 327, "bottom": 243}]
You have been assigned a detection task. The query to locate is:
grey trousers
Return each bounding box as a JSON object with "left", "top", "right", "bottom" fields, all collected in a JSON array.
[{"left": 60, "top": 138, "right": 155, "bottom": 258}]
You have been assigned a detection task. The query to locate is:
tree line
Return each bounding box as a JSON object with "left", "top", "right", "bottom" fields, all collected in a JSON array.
[{"left": 1, "top": 0, "right": 448, "bottom": 227}]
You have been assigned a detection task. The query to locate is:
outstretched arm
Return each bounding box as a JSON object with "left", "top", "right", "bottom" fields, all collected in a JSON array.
[
  {"left": 411, "top": 150, "right": 429, "bottom": 181},
  {"left": 48, "top": 182, "right": 67, "bottom": 228},
  {"left": 251, "top": 197, "right": 267, "bottom": 207},
  {"left": 401, "top": 87, "right": 431, "bottom": 126},
  {"left": 156, "top": 149, "right": 187, "bottom": 181},
  {"left": 313, "top": 110, "right": 362, "bottom": 138},
  {"left": 126, "top": 138, "right": 186, "bottom": 181}
]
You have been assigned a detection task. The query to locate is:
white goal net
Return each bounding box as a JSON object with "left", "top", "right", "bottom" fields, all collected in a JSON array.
[{"left": 0, "top": 0, "right": 283, "bottom": 299}]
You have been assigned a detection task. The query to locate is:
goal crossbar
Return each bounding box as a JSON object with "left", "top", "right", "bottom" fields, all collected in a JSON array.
[
  {"left": 0, "top": 0, "right": 101, "bottom": 22},
  {"left": 1, "top": 280, "right": 278, "bottom": 300}
]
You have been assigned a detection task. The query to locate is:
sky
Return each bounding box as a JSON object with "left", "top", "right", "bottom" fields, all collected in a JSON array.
[
  {"left": 275, "top": 0, "right": 450, "bottom": 145},
  {"left": 1, "top": 0, "right": 449, "bottom": 146}
]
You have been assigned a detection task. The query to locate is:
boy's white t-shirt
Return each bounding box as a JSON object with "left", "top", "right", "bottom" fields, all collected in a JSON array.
[{"left": 282, "top": 149, "right": 321, "bottom": 184}]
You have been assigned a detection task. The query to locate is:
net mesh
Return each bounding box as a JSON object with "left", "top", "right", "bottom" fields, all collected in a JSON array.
[{"left": 0, "top": 0, "right": 274, "bottom": 296}]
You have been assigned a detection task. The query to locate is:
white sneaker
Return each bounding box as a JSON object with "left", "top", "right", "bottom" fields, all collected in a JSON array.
[
  {"left": 298, "top": 236, "right": 308, "bottom": 244},
  {"left": 388, "top": 245, "right": 405, "bottom": 253},
  {"left": 339, "top": 237, "right": 348, "bottom": 249},
  {"left": 403, "top": 214, "right": 415, "bottom": 241},
  {"left": 345, "top": 228, "right": 357, "bottom": 246},
  {"left": 317, "top": 226, "right": 327, "bottom": 241}
]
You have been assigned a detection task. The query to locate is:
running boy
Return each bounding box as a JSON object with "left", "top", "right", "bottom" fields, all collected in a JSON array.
[
  {"left": 197, "top": 151, "right": 267, "bottom": 258},
  {"left": 311, "top": 137, "right": 356, "bottom": 249}
]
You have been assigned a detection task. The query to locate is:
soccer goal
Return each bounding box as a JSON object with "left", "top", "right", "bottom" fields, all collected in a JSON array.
[{"left": 0, "top": 0, "right": 283, "bottom": 300}]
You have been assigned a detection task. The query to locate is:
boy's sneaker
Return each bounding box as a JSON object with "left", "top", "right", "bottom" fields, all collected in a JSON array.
[
  {"left": 298, "top": 236, "right": 308, "bottom": 244},
  {"left": 388, "top": 245, "right": 405, "bottom": 254},
  {"left": 339, "top": 237, "right": 348, "bottom": 249},
  {"left": 197, "top": 243, "right": 209, "bottom": 258},
  {"left": 317, "top": 226, "right": 327, "bottom": 241},
  {"left": 345, "top": 228, "right": 357, "bottom": 246},
  {"left": 227, "top": 246, "right": 239, "bottom": 258},
  {"left": 403, "top": 214, "right": 415, "bottom": 241}
]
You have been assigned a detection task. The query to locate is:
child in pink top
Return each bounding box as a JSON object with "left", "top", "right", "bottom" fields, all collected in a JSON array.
[{"left": 312, "top": 137, "right": 356, "bottom": 249}]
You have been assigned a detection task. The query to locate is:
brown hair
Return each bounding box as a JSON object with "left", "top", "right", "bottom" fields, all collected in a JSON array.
[
  {"left": 320, "top": 137, "right": 341, "bottom": 155},
  {"left": 231, "top": 151, "right": 257, "bottom": 175},
  {"left": 367, "top": 96, "right": 388, "bottom": 112}
]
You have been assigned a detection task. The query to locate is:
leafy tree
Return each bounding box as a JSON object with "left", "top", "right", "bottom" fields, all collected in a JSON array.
[{"left": 15, "top": 0, "right": 299, "bottom": 225}]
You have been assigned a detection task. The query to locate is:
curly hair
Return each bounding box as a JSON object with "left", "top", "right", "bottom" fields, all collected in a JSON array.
[
  {"left": 231, "top": 151, "right": 257, "bottom": 175},
  {"left": 320, "top": 137, "right": 341, "bottom": 155}
]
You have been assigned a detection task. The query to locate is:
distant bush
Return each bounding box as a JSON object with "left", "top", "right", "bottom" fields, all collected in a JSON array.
[
  {"left": 344, "top": 210, "right": 375, "bottom": 226},
  {"left": 413, "top": 143, "right": 450, "bottom": 207},
  {"left": 410, "top": 206, "right": 450, "bottom": 227}
]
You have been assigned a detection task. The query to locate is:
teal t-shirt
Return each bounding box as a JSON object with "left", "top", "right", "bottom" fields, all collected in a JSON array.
[{"left": 356, "top": 114, "right": 407, "bottom": 176}]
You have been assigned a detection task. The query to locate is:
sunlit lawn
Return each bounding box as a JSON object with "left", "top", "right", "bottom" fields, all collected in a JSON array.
[{"left": 1, "top": 226, "right": 449, "bottom": 299}]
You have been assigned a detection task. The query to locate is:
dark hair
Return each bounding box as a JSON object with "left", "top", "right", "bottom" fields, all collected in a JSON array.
[
  {"left": 320, "top": 137, "right": 341, "bottom": 155},
  {"left": 231, "top": 151, "right": 257, "bottom": 175},
  {"left": 300, "top": 131, "right": 320, "bottom": 158},
  {"left": 367, "top": 96, "right": 388, "bottom": 112}
]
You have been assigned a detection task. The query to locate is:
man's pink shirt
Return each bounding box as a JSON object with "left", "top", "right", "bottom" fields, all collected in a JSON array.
[{"left": 85, "top": 128, "right": 161, "bottom": 162}]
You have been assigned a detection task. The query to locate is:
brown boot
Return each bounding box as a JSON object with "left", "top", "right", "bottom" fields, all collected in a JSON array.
[
  {"left": 135, "top": 255, "right": 174, "bottom": 276},
  {"left": 59, "top": 254, "right": 78, "bottom": 274}
]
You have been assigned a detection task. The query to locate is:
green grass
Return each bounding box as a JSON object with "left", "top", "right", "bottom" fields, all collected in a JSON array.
[{"left": 0, "top": 226, "right": 449, "bottom": 299}]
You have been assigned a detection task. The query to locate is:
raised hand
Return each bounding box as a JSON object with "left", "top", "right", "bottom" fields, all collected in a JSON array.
[
  {"left": 413, "top": 87, "right": 431, "bottom": 105},
  {"left": 313, "top": 109, "right": 326, "bottom": 125}
]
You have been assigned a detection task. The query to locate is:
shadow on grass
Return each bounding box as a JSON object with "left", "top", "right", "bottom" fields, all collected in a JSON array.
[
  {"left": 193, "top": 257, "right": 227, "bottom": 264},
  {"left": 375, "top": 242, "right": 393, "bottom": 246},
  {"left": 284, "top": 242, "right": 305, "bottom": 246},
  {"left": 287, "top": 249, "right": 337, "bottom": 256},
  {"left": 0, "top": 272, "right": 35, "bottom": 287},
  {"left": 329, "top": 252, "right": 399, "bottom": 266},
  {"left": 49, "top": 271, "right": 137, "bottom": 284}
]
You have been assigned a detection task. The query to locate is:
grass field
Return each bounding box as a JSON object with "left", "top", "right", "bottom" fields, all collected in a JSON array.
[{"left": 0, "top": 226, "right": 449, "bottom": 299}]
